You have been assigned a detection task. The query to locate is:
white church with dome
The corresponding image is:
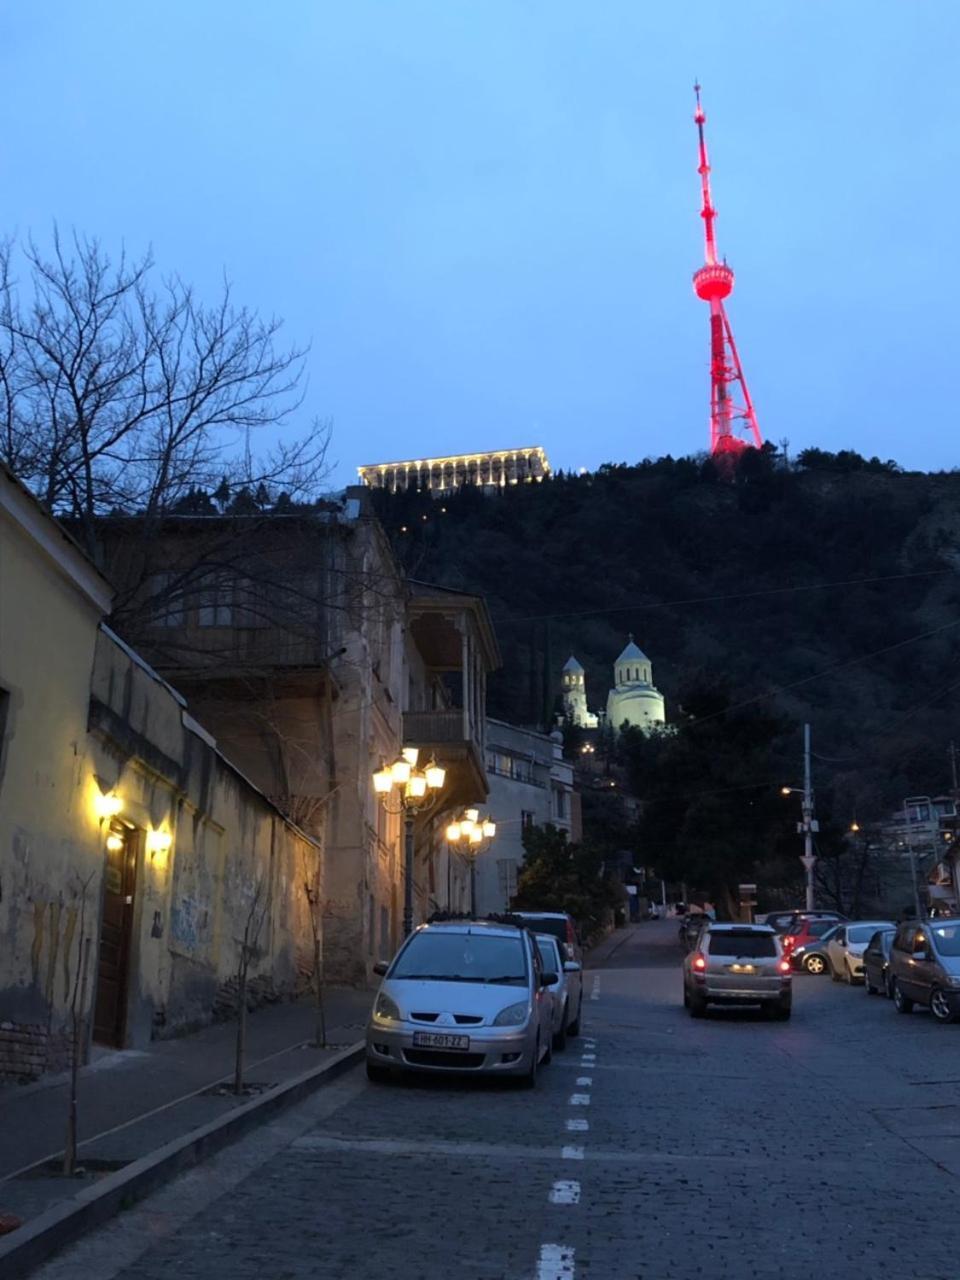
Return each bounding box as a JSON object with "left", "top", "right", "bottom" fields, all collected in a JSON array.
[{"left": 561, "top": 636, "right": 666, "bottom": 735}]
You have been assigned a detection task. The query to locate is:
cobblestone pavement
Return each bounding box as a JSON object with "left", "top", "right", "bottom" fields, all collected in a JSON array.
[{"left": 33, "top": 922, "right": 960, "bottom": 1280}]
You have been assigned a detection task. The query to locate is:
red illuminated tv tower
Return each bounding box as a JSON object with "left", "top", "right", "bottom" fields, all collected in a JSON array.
[{"left": 692, "top": 83, "right": 762, "bottom": 456}]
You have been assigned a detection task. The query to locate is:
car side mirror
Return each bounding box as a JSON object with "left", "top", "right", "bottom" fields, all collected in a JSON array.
[
  {"left": 563, "top": 960, "right": 582, "bottom": 973},
  {"left": 372, "top": 960, "right": 389, "bottom": 977},
  {"left": 540, "top": 971, "right": 558, "bottom": 987}
]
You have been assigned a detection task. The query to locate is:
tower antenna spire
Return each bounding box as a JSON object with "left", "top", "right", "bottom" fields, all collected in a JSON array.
[{"left": 691, "top": 84, "right": 762, "bottom": 457}]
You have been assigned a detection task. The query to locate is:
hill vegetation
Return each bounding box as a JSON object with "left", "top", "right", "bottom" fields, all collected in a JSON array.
[{"left": 372, "top": 446, "right": 960, "bottom": 903}]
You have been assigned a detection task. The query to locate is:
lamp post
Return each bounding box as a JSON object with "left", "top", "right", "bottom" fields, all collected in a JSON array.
[
  {"left": 781, "top": 723, "right": 818, "bottom": 911},
  {"left": 373, "top": 748, "right": 446, "bottom": 937},
  {"left": 445, "top": 809, "right": 497, "bottom": 916}
]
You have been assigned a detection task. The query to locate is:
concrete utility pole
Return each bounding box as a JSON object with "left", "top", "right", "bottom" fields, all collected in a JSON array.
[{"left": 799, "top": 723, "right": 818, "bottom": 911}]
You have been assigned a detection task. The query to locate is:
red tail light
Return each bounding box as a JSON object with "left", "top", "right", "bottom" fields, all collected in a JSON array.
[
  {"left": 782, "top": 935, "right": 796, "bottom": 951},
  {"left": 778, "top": 958, "right": 792, "bottom": 974},
  {"left": 692, "top": 953, "right": 707, "bottom": 971}
]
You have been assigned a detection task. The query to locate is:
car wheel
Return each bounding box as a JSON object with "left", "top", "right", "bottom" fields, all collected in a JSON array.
[
  {"left": 688, "top": 992, "right": 707, "bottom": 1019},
  {"left": 930, "top": 987, "right": 956, "bottom": 1024},
  {"left": 554, "top": 1006, "right": 568, "bottom": 1051},
  {"left": 804, "top": 954, "right": 826, "bottom": 976},
  {"left": 885, "top": 973, "right": 895, "bottom": 1000},
  {"left": 893, "top": 981, "right": 914, "bottom": 1014},
  {"left": 567, "top": 1002, "right": 581, "bottom": 1038},
  {"left": 366, "top": 1062, "right": 391, "bottom": 1084},
  {"left": 865, "top": 973, "right": 878, "bottom": 995},
  {"left": 774, "top": 1002, "right": 791, "bottom": 1021},
  {"left": 542, "top": 1033, "right": 553, "bottom": 1065},
  {"left": 843, "top": 959, "right": 855, "bottom": 985},
  {"left": 830, "top": 961, "right": 842, "bottom": 982},
  {"left": 519, "top": 1038, "right": 540, "bottom": 1089}
]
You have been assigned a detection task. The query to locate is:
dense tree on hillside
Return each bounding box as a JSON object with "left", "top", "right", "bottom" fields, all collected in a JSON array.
[{"left": 372, "top": 453, "right": 960, "bottom": 829}]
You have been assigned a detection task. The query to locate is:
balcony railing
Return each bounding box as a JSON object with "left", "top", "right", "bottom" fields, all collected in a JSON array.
[{"left": 403, "top": 709, "right": 475, "bottom": 745}]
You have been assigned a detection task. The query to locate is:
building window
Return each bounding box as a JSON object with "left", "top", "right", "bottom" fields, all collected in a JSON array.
[
  {"left": 553, "top": 787, "right": 567, "bottom": 820},
  {"left": 521, "top": 810, "right": 535, "bottom": 830},
  {"left": 198, "top": 574, "right": 233, "bottom": 627},
  {"left": 497, "top": 859, "right": 518, "bottom": 907},
  {"left": 146, "top": 572, "right": 186, "bottom": 628}
]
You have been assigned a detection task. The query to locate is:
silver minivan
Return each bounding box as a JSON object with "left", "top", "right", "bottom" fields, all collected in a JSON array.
[
  {"left": 682, "top": 923, "right": 792, "bottom": 1019},
  {"left": 366, "top": 920, "right": 556, "bottom": 1084},
  {"left": 889, "top": 918, "right": 960, "bottom": 1023}
]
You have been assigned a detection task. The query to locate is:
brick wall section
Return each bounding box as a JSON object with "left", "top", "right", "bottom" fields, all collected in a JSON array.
[{"left": 0, "top": 1022, "right": 70, "bottom": 1083}]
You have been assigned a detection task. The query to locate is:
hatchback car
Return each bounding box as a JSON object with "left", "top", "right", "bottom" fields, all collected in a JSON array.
[
  {"left": 535, "top": 934, "right": 577, "bottom": 1050},
  {"left": 889, "top": 918, "right": 960, "bottom": 1023},
  {"left": 682, "top": 923, "right": 792, "bottom": 1019},
  {"left": 512, "top": 911, "right": 583, "bottom": 1035},
  {"left": 366, "top": 920, "right": 556, "bottom": 1084},
  {"left": 790, "top": 923, "right": 842, "bottom": 975},
  {"left": 862, "top": 927, "right": 897, "bottom": 997},
  {"left": 826, "top": 920, "right": 896, "bottom": 983}
]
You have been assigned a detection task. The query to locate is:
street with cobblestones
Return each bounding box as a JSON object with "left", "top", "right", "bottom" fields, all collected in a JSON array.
[{"left": 33, "top": 921, "right": 960, "bottom": 1280}]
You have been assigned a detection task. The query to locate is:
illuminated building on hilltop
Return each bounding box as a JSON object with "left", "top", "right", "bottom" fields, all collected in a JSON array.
[{"left": 358, "top": 446, "right": 550, "bottom": 494}]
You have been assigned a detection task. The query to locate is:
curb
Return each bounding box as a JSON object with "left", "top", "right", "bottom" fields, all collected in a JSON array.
[{"left": 0, "top": 1040, "right": 364, "bottom": 1279}]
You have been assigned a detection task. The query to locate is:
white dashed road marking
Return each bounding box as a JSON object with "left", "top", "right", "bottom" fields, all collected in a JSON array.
[
  {"left": 569, "top": 1093, "right": 591, "bottom": 1106},
  {"left": 580, "top": 1053, "right": 596, "bottom": 1063},
  {"left": 562, "top": 1145, "right": 584, "bottom": 1160},
  {"left": 536, "top": 1243, "right": 576, "bottom": 1278},
  {"left": 565, "top": 1118, "right": 589, "bottom": 1132},
  {"left": 575, "top": 1076, "right": 592, "bottom": 1086},
  {"left": 549, "top": 1180, "right": 581, "bottom": 1205}
]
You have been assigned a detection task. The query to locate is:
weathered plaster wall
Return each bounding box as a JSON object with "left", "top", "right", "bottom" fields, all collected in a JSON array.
[{"left": 0, "top": 497, "right": 107, "bottom": 1079}]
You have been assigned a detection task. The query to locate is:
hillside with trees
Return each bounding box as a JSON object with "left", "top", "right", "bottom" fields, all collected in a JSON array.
[{"left": 372, "top": 448, "right": 960, "bottom": 907}]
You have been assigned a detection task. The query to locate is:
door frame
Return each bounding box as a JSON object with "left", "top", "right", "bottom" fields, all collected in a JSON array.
[{"left": 93, "top": 819, "right": 141, "bottom": 1048}]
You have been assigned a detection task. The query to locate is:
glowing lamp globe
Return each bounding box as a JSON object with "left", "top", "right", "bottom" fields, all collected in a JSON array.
[{"left": 692, "top": 263, "right": 734, "bottom": 302}]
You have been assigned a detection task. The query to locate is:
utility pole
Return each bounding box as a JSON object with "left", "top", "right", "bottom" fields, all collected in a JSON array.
[{"left": 799, "top": 723, "right": 818, "bottom": 911}]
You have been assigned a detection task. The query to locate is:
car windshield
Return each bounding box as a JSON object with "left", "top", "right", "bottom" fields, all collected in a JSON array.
[
  {"left": 809, "top": 920, "right": 837, "bottom": 937},
  {"left": 849, "top": 925, "right": 888, "bottom": 943},
  {"left": 931, "top": 924, "right": 960, "bottom": 956},
  {"left": 536, "top": 938, "right": 560, "bottom": 971},
  {"left": 707, "top": 932, "right": 777, "bottom": 958},
  {"left": 392, "top": 932, "right": 528, "bottom": 984}
]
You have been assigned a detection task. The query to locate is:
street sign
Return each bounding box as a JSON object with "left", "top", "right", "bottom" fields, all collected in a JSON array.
[{"left": 738, "top": 883, "right": 757, "bottom": 901}]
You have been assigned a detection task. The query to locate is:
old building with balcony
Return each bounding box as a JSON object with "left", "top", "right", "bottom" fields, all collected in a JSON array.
[{"left": 95, "top": 491, "right": 500, "bottom": 984}]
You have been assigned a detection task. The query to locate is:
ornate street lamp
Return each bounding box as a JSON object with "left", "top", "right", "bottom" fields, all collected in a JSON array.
[
  {"left": 372, "top": 747, "right": 446, "bottom": 936},
  {"left": 445, "top": 808, "right": 497, "bottom": 917}
]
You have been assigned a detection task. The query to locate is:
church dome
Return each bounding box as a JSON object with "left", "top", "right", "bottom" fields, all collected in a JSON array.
[
  {"left": 562, "top": 656, "right": 584, "bottom": 673},
  {"left": 613, "top": 634, "right": 653, "bottom": 688},
  {"left": 615, "top": 636, "right": 649, "bottom": 666}
]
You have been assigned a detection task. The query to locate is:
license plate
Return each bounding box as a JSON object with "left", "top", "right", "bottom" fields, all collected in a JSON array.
[
  {"left": 412, "top": 1031, "right": 470, "bottom": 1051},
  {"left": 728, "top": 964, "right": 756, "bottom": 974}
]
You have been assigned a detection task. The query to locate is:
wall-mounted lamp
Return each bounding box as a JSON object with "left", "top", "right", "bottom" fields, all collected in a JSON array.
[
  {"left": 95, "top": 791, "right": 123, "bottom": 821},
  {"left": 105, "top": 832, "right": 124, "bottom": 853},
  {"left": 147, "top": 829, "right": 173, "bottom": 857}
]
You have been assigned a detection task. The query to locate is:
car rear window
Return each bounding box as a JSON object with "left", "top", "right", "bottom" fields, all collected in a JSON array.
[
  {"left": 392, "top": 932, "right": 528, "bottom": 984},
  {"left": 707, "top": 932, "right": 777, "bottom": 958},
  {"left": 536, "top": 938, "right": 560, "bottom": 970},
  {"left": 522, "top": 917, "right": 566, "bottom": 945}
]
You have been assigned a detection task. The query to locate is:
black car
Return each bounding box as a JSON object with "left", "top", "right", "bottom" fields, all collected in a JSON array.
[{"left": 863, "top": 927, "right": 897, "bottom": 997}]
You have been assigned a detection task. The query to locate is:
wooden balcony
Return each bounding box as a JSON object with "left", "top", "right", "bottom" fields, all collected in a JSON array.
[{"left": 403, "top": 710, "right": 487, "bottom": 809}]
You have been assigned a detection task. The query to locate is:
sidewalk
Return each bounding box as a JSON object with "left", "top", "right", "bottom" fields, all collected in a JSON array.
[{"left": 0, "top": 986, "right": 372, "bottom": 1230}]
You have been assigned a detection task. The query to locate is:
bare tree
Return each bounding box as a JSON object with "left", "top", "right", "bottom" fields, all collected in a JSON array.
[
  {"left": 301, "top": 851, "right": 327, "bottom": 1049},
  {"left": 0, "top": 230, "right": 330, "bottom": 561},
  {"left": 234, "top": 877, "right": 270, "bottom": 1095},
  {"left": 63, "top": 872, "right": 95, "bottom": 1177}
]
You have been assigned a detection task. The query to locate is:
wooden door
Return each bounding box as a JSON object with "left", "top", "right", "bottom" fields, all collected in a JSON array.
[{"left": 93, "top": 822, "right": 137, "bottom": 1046}]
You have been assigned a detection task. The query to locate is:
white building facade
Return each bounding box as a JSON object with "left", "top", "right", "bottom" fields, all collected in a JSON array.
[
  {"left": 473, "top": 719, "right": 578, "bottom": 916},
  {"left": 561, "top": 656, "right": 599, "bottom": 728},
  {"left": 605, "top": 637, "right": 666, "bottom": 734}
]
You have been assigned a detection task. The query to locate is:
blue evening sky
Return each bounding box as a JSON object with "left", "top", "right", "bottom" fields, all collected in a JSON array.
[{"left": 2, "top": 3, "right": 956, "bottom": 487}]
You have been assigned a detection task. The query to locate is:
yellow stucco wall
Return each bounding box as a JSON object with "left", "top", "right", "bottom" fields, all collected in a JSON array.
[{"left": 0, "top": 493, "right": 108, "bottom": 1056}]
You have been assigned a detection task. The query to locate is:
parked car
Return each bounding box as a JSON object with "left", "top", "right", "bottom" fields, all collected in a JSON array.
[
  {"left": 682, "top": 923, "right": 792, "bottom": 1020},
  {"left": 863, "top": 927, "right": 897, "bottom": 996},
  {"left": 761, "top": 910, "right": 806, "bottom": 932},
  {"left": 780, "top": 911, "right": 847, "bottom": 951},
  {"left": 825, "top": 920, "right": 896, "bottom": 983},
  {"left": 790, "top": 923, "right": 842, "bottom": 974},
  {"left": 366, "top": 920, "right": 556, "bottom": 1084},
  {"left": 889, "top": 918, "right": 960, "bottom": 1023},
  {"left": 511, "top": 911, "right": 583, "bottom": 1036},
  {"left": 535, "top": 933, "right": 578, "bottom": 1050},
  {"left": 679, "top": 912, "right": 710, "bottom": 952},
  {"left": 784, "top": 917, "right": 845, "bottom": 967}
]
